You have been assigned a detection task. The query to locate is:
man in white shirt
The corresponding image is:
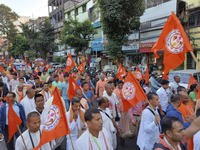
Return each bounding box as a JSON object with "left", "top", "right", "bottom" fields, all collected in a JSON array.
[
  {"left": 20, "top": 88, "right": 36, "bottom": 117},
  {"left": 15, "top": 111, "right": 53, "bottom": 150},
  {"left": 98, "top": 97, "right": 122, "bottom": 149},
  {"left": 137, "top": 92, "right": 161, "bottom": 150},
  {"left": 194, "top": 108, "right": 200, "bottom": 149},
  {"left": 9, "top": 73, "right": 19, "bottom": 92},
  {"left": 32, "top": 94, "right": 49, "bottom": 125},
  {"left": 40, "top": 82, "right": 52, "bottom": 102},
  {"left": 1, "top": 71, "right": 9, "bottom": 91},
  {"left": 156, "top": 79, "right": 170, "bottom": 117},
  {"left": 66, "top": 97, "right": 87, "bottom": 150},
  {"left": 74, "top": 108, "right": 113, "bottom": 150},
  {"left": 103, "top": 83, "right": 121, "bottom": 119},
  {"left": 171, "top": 76, "right": 180, "bottom": 94}
]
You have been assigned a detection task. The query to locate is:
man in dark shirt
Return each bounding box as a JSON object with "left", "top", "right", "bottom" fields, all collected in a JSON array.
[{"left": 32, "top": 77, "right": 43, "bottom": 94}]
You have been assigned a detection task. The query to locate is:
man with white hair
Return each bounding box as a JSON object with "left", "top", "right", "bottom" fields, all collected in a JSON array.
[
  {"left": 20, "top": 89, "right": 36, "bottom": 117},
  {"left": 13, "top": 83, "right": 27, "bottom": 103}
]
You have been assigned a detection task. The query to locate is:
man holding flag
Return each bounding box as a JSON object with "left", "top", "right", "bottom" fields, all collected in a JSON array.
[{"left": 0, "top": 92, "right": 26, "bottom": 150}]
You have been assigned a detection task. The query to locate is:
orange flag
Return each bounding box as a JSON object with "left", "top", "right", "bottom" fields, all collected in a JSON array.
[
  {"left": 0, "top": 64, "right": 3, "bottom": 72},
  {"left": 12, "top": 66, "right": 16, "bottom": 72},
  {"left": 116, "top": 63, "right": 127, "bottom": 81},
  {"left": 66, "top": 53, "right": 75, "bottom": 72},
  {"left": 162, "top": 73, "right": 169, "bottom": 80},
  {"left": 67, "top": 74, "right": 81, "bottom": 101},
  {"left": 45, "top": 62, "right": 50, "bottom": 71},
  {"left": 4, "top": 96, "right": 22, "bottom": 143},
  {"left": 10, "top": 56, "right": 13, "bottom": 63},
  {"left": 197, "top": 85, "right": 200, "bottom": 100},
  {"left": 32, "top": 87, "right": 70, "bottom": 150},
  {"left": 145, "top": 66, "right": 149, "bottom": 85},
  {"left": 77, "top": 63, "right": 84, "bottom": 72},
  {"left": 24, "top": 56, "right": 27, "bottom": 64},
  {"left": 187, "top": 74, "right": 198, "bottom": 90},
  {"left": 133, "top": 67, "right": 144, "bottom": 82},
  {"left": 152, "top": 11, "right": 193, "bottom": 76},
  {"left": 1, "top": 55, "right": 4, "bottom": 61},
  {"left": 120, "top": 70, "right": 147, "bottom": 112}
]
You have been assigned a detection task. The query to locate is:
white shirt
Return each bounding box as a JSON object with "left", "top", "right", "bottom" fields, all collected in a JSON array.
[
  {"left": 74, "top": 128, "right": 113, "bottom": 150},
  {"left": 2, "top": 76, "right": 9, "bottom": 91},
  {"left": 9, "top": 79, "right": 19, "bottom": 92},
  {"left": 156, "top": 87, "right": 169, "bottom": 112},
  {"left": 66, "top": 108, "right": 86, "bottom": 150},
  {"left": 32, "top": 106, "right": 50, "bottom": 125},
  {"left": 137, "top": 106, "right": 160, "bottom": 150},
  {"left": 194, "top": 130, "right": 200, "bottom": 150},
  {"left": 15, "top": 125, "right": 52, "bottom": 150},
  {"left": 171, "top": 81, "right": 179, "bottom": 94},
  {"left": 6, "top": 102, "right": 20, "bottom": 125},
  {"left": 98, "top": 107, "right": 117, "bottom": 149},
  {"left": 20, "top": 96, "right": 36, "bottom": 118},
  {"left": 103, "top": 92, "right": 121, "bottom": 118},
  {"left": 39, "top": 91, "right": 51, "bottom": 102}
]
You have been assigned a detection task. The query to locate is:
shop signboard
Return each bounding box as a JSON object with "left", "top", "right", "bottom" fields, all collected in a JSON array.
[
  {"left": 92, "top": 38, "right": 102, "bottom": 51},
  {"left": 122, "top": 43, "right": 139, "bottom": 51}
]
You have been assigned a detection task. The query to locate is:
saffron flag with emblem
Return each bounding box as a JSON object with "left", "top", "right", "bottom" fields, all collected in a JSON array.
[
  {"left": 133, "top": 67, "right": 144, "bottom": 82},
  {"left": 116, "top": 63, "right": 127, "bottom": 81},
  {"left": 151, "top": 11, "right": 193, "bottom": 77},
  {"left": 120, "top": 70, "right": 147, "bottom": 112},
  {"left": 187, "top": 74, "right": 198, "bottom": 90},
  {"left": 65, "top": 53, "right": 75, "bottom": 72},
  {"left": 12, "top": 66, "right": 16, "bottom": 72},
  {"left": 4, "top": 96, "right": 22, "bottom": 143},
  {"left": 67, "top": 74, "right": 81, "bottom": 101},
  {"left": 145, "top": 66, "right": 149, "bottom": 85},
  {"left": 10, "top": 56, "right": 13, "bottom": 63},
  {"left": 77, "top": 63, "right": 84, "bottom": 72},
  {"left": 45, "top": 62, "right": 50, "bottom": 71},
  {"left": 32, "top": 87, "right": 70, "bottom": 150}
]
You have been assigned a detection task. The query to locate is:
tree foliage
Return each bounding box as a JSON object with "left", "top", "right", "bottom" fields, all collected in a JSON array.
[
  {"left": 60, "top": 18, "right": 96, "bottom": 61},
  {"left": 0, "top": 4, "right": 19, "bottom": 40},
  {"left": 98, "top": 0, "right": 145, "bottom": 63},
  {"left": 54, "top": 56, "right": 66, "bottom": 63}
]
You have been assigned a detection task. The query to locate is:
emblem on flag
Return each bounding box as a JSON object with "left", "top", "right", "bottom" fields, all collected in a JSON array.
[
  {"left": 67, "top": 58, "right": 72, "bottom": 66},
  {"left": 166, "top": 30, "right": 184, "bottom": 54},
  {"left": 135, "top": 71, "right": 142, "bottom": 79},
  {"left": 72, "top": 82, "right": 76, "bottom": 90},
  {"left": 43, "top": 105, "right": 60, "bottom": 131},
  {"left": 122, "top": 82, "right": 135, "bottom": 100}
]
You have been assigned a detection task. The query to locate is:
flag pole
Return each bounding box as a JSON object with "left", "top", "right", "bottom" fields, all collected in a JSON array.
[
  {"left": 190, "top": 51, "right": 200, "bottom": 69},
  {"left": 69, "top": 134, "right": 74, "bottom": 150},
  {"left": 16, "top": 124, "right": 28, "bottom": 150},
  {"left": 147, "top": 99, "right": 156, "bottom": 114},
  {"left": 195, "top": 100, "right": 198, "bottom": 114}
]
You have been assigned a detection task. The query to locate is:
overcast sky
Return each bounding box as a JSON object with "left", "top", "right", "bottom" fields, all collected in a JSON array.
[{"left": 1, "top": 0, "right": 49, "bottom": 19}]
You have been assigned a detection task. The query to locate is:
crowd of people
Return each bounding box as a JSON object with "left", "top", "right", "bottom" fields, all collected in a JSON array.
[{"left": 1, "top": 64, "right": 200, "bottom": 150}]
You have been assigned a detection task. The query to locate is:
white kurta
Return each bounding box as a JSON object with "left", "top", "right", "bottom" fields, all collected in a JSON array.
[
  {"left": 194, "top": 130, "right": 200, "bottom": 149},
  {"left": 137, "top": 106, "right": 161, "bottom": 150},
  {"left": 2, "top": 76, "right": 9, "bottom": 91},
  {"left": 171, "top": 81, "right": 179, "bottom": 94},
  {"left": 32, "top": 106, "right": 50, "bottom": 125},
  {"left": 74, "top": 128, "right": 113, "bottom": 150},
  {"left": 45, "top": 96, "right": 67, "bottom": 112},
  {"left": 20, "top": 96, "right": 36, "bottom": 117},
  {"left": 66, "top": 108, "right": 86, "bottom": 150},
  {"left": 156, "top": 87, "right": 169, "bottom": 112},
  {"left": 103, "top": 92, "right": 121, "bottom": 118},
  {"left": 98, "top": 107, "right": 117, "bottom": 149},
  {"left": 15, "top": 125, "right": 52, "bottom": 150}
]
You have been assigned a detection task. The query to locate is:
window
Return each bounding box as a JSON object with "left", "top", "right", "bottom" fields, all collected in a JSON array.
[
  {"left": 68, "top": 12, "right": 71, "bottom": 18},
  {"left": 60, "top": 11, "right": 63, "bottom": 20},
  {"left": 189, "top": 15, "right": 195, "bottom": 27},
  {"left": 57, "top": 12, "right": 60, "bottom": 22},
  {"left": 197, "top": 14, "right": 200, "bottom": 26},
  {"left": 60, "top": 0, "right": 62, "bottom": 5},
  {"left": 75, "top": 8, "right": 78, "bottom": 16},
  {"left": 82, "top": 4, "right": 86, "bottom": 13}
]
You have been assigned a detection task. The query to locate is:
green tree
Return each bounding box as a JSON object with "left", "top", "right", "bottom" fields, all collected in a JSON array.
[
  {"left": 24, "top": 50, "right": 36, "bottom": 61},
  {"left": 35, "top": 19, "right": 57, "bottom": 60},
  {"left": 0, "top": 4, "right": 19, "bottom": 40},
  {"left": 98, "top": 0, "right": 145, "bottom": 64},
  {"left": 54, "top": 56, "right": 66, "bottom": 63},
  {"left": 7, "top": 35, "right": 30, "bottom": 56},
  {"left": 60, "top": 18, "right": 96, "bottom": 62}
]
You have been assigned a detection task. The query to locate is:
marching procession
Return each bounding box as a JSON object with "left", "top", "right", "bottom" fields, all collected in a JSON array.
[{"left": 2, "top": 4, "right": 200, "bottom": 150}]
